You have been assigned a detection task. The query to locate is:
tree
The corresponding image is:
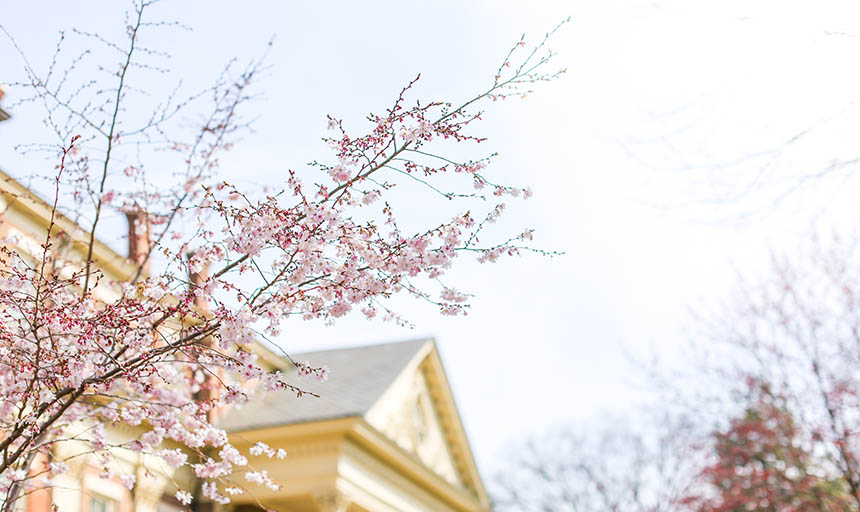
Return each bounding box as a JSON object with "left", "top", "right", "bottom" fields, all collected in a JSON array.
[
  {"left": 681, "top": 380, "right": 851, "bottom": 512},
  {"left": 491, "top": 413, "right": 698, "bottom": 512},
  {"left": 0, "top": 2, "right": 567, "bottom": 509},
  {"left": 499, "top": 227, "right": 860, "bottom": 512},
  {"left": 673, "top": 227, "right": 860, "bottom": 511}
]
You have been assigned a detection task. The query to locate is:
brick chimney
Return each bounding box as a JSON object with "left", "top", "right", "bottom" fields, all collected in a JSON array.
[
  {"left": 188, "top": 251, "right": 219, "bottom": 421},
  {"left": 125, "top": 208, "right": 151, "bottom": 275},
  {"left": 187, "top": 251, "right": 210, "bottom": 311},
  {"left": 0, "top": 84, "right": 11, "bottom": 122}
]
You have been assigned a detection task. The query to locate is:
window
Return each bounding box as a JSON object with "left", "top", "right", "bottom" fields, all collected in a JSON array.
[{"left": 90, "top": 496, "right": 112, "bottom": 512}]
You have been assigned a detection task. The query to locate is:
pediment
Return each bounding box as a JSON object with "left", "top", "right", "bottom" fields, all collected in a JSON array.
[{"left": 363, "top": 341, "right": 488, "bottom": 504}]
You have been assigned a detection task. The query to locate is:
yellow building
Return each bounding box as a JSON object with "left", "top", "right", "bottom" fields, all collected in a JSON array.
[{"left": 0, "top": 163, "right": 492, "bottom": 512}]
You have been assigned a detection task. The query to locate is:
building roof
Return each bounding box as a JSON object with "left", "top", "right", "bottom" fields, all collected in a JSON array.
[{"left": 218, "top": 338, "right": 431, "bottom": 432}]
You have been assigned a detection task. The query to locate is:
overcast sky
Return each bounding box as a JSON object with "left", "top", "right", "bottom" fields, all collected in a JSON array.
[{"left": 4, "top": 0, "right": 860, "bottom": 477}]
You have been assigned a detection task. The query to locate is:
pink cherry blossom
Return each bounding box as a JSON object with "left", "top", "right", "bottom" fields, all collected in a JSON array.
[{"left": 0, "top": 6, "right": 568, "bottom": 509}]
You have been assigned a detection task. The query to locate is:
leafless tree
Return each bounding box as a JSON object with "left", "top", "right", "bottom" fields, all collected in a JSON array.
[{"left": 491, "top": 413, "right": 699, "bottom": 512}]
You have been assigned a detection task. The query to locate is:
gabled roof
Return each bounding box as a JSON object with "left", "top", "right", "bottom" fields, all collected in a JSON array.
[
  {"left": 218, "top": 338, "right": 430, "bottom": 432},
  {"left": 219, "top": 338, "right": 491, "bottom": 510}
]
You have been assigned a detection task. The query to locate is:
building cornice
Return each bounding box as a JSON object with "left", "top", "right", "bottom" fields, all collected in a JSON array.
[{"left": 0, "top": 168, "right": 141, "bottom": 281}]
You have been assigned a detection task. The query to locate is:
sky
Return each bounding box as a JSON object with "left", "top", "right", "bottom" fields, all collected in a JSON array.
[{"left": 4, "top": 0, "right": 860, "bottom": 479}]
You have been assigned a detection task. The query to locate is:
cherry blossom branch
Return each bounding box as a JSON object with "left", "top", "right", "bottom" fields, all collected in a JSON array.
[{"left": 82, "top": 1, "right": 148, "bottom": 295}]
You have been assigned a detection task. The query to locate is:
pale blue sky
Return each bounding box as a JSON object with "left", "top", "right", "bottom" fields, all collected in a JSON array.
[{"left": 3, "top": 0, "right": 860, "bottom": 477}]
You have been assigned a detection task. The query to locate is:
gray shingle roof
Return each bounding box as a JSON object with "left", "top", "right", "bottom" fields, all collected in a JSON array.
[{"left": 217, "top": 338, "right": 430, "bottom": 432}]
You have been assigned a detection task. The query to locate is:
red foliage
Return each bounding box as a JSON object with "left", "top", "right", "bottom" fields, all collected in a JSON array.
[{"left": 682, "top": 381, "right": 851, "bottom": 512}]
